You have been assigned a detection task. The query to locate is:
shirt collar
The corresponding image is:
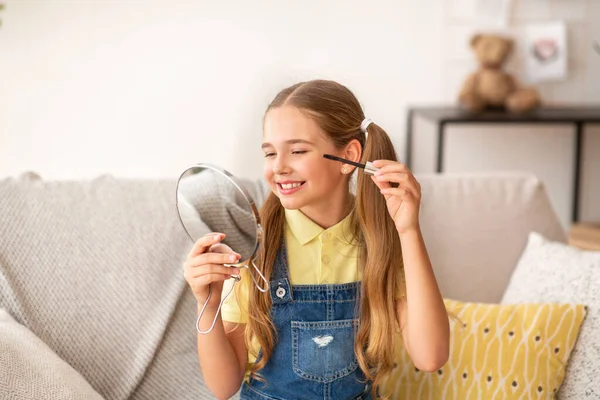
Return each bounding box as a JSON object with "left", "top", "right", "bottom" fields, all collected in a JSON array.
[{"left": 284, "top": 208, "right": 356, "bottom": 245}]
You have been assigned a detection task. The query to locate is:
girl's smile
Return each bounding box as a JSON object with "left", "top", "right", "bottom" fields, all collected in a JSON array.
[{"left": 276, "top": 180, "right": 305, "bottom": 195}]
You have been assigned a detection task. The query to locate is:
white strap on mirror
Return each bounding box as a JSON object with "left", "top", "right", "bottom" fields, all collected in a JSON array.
[
  {"left": 196, "top": 255, "right": 269, "bottom": 335},
  {"left": 196, "top": 279, "right": 236, "bottom": 334},
  {"left": 360, "top": 118, "right": 373, "bottom": 140}
]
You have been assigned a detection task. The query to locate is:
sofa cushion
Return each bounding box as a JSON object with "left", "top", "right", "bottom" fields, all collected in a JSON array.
[
  {"left": 0, "top": 172, "right": 269, "bottom": 400},
  {"left": 0, "top": 309, "right": 104, "bottom": 400},
  {"left": 0, "top": 173, "right": 195, "bottom": 399},
  {"left": 502, "top": 232, "right": 600, "bottom": 399},
  {"left": 416, "top": 172, "right": 566, "bottom": 303},
  {"left": 382, "top": 299, "right": 586, "bottom": 399}
]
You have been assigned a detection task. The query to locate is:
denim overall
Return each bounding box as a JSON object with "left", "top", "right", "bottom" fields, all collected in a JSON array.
[{"left": 240, "top": 242, "right": 374, "bottom": 400}]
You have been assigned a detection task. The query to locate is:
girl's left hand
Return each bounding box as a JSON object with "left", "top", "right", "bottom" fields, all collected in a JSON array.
[{"left": 370, "top": 160, "right": 421, "bottom": 235}]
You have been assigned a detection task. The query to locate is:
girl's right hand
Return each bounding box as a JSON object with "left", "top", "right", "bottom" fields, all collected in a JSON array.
[{"left": 183, "top": 232, "right": 241, "bottom": 308}]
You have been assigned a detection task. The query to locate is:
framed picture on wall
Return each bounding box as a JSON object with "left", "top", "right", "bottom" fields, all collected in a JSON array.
[{"left": 524, "top": 21, "right": 567, "bottom": 82}]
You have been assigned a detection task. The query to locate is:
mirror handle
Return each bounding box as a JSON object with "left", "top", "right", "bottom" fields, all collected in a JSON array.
[{"left": 195, "top": 279, "right": 238, "bottom": 335}]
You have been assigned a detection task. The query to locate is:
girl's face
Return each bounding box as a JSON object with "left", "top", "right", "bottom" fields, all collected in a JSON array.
[{"left": 262, "top": 106, "right": 349, "bottom": 217}]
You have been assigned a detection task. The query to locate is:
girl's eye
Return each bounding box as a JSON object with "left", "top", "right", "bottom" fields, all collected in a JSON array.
[
  {"left": 292, "top": 150, "right": 307, "bottom": 155},
  {"left": 264, "top": 153, "right": 275, "bottom": 158}
]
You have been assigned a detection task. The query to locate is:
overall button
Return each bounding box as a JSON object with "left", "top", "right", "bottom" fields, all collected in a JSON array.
[
  {"left": 276, "top": 287, "right": 286, "bottom": 298},
  {"left": 322, "top": 255, "right": 331, "bottom": 264}
]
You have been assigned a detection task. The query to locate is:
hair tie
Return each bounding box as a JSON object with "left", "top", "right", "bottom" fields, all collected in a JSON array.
[
  {"left": 360, "top": 118, "right": 373, "bottom": 133},
  {"left": 360, "top": 118, "right": 373, "bottom": 142}
]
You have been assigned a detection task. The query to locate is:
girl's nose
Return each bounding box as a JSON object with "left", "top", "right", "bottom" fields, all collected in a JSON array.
[{"left": 273, "top": 156, "right": 291, "bottom": 175}]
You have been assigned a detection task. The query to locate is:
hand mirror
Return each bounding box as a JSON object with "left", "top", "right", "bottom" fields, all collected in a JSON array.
[{"left": 175, "top": 163, "right": 269, "bottom": 334}]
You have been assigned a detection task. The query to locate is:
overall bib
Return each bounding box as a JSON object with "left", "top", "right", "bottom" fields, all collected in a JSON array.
[{"left": 240, "top": 242, "right": 374, "bottom": 400}]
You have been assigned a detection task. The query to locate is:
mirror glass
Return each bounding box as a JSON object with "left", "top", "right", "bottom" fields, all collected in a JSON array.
[{"left": 175, "top": 164, "right": 260, "bottom": 264}]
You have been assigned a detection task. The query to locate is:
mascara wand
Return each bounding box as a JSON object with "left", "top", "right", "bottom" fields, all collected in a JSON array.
[{"left": 323, "top": 154, "right": 379, "bottom": 175}]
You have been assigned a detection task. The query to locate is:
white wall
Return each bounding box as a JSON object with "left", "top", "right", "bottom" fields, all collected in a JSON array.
[
  {"left": 0, "top": 0, "right": 444, "bottom": 180},
  {"left": 0, "top": 0, "right": 598, "bottom": 229}
]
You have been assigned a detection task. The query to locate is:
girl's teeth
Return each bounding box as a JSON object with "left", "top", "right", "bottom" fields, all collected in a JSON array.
[{"left": 281, "top": 183, "right": 302, "bottom": 190}]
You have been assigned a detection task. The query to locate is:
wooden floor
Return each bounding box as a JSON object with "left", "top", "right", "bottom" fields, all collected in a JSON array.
[{"left": 569, "top": 223, "right": 600, "bottom": 251}]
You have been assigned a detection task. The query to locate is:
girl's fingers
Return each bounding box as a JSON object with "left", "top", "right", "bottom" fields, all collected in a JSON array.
[
  {"left": 380, "top": 187, "right": 413, "bottom": 199},
  {"left": 185, "top": 265, "right": 241, "bottom": 284},
  {"left": 210, "top": 243, "right": 236, "bottom": 255},
  {"left": 372, "top": 159, "right": 405, "bottom": 168},
  {"left": 187, "top": 264, "right": 241, "bottom": 278},
  {"left": 372, "top": 160, "right": 410, "bottom": 172},
  {"left": 190, "top": 232, "right": 226, "bottom": 256},
  {"left": 398, "top": 181, "right": 420, "bottom": 199},
  {"left": 373, "top": 175, "right": 420, "bottom": 197},
  {"left": 187, "top": 252, "right": 241, "bottom": 269},
  {"left": 374, "top": 172, "right": 409, "bottom": 184},
  {"left": 371, "top": 163, "right": 419, "bottom": 189},
  {"left": 189, "top": 274, "right": 232, "bottom": 292},
  {"left": 370, "top": 175, "right": 389, "bottom": 190}
]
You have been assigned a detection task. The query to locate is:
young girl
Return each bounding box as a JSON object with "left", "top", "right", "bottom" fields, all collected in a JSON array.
[{"left": 183, "top": 80, "right": 450, "bottom": 399}]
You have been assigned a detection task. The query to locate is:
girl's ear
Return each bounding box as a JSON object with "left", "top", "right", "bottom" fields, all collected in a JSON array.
[{"left": 343, "top": 139, "right": 362, "bottom": 164}]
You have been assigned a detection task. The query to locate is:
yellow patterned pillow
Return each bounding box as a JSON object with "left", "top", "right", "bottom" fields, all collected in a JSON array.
[{"left": 382, "top": 299, "right": 587, "bottom": 400}]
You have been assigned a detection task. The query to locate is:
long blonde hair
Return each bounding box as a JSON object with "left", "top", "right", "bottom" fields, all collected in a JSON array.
[{"left": 246, "top": 79, "right": 404, "bottom": 397}]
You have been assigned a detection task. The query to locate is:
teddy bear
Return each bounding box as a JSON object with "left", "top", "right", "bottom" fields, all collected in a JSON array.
[{"left": 458, "top": 34, "right": 540, "bottom": 113}]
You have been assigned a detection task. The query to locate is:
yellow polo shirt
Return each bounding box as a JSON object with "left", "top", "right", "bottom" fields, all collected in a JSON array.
[{"left": 220, "top": 208, "right": 362, "bottom": 324}]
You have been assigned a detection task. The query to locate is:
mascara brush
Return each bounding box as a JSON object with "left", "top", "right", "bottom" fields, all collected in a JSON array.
[{"left": 323, "top": 154, "right": 379, "bottom": 175}]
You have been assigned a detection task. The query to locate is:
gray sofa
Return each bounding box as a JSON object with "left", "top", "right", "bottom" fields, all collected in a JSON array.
[{"left": 0, "top": 171, "right": 596, "bottom": 399}]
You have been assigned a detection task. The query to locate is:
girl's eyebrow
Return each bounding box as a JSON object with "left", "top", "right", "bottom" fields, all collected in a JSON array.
[{"left": 261, "top": 139, "right": 315, "bottom": 149}]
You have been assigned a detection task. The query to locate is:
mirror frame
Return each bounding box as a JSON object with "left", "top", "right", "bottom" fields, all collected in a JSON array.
[{"left": 175, "top": 163, "right": 263, "bottom": 264}]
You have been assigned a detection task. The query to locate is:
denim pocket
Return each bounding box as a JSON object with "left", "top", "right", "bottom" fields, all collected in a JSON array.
[{"left": 291, "top": 319, "right": 359, "bottom": 383}]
